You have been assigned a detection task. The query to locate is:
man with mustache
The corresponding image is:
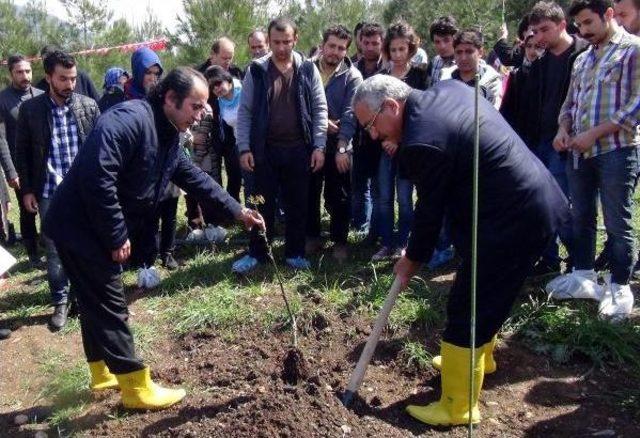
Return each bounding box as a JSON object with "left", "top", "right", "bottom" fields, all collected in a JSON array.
[
  {"left": 547, "top": 0, "right": 640, "bottom": 321},
  {"left": 15, "top": 51, "right": 100, "bottom": 330},
  {"left": 0, "top": 55, "right": 44, "bottom": 267}
]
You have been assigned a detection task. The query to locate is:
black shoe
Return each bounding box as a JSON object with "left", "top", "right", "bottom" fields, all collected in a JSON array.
[
  {"left": 0, "top": 328, "right": 11, "bottom": 340},
  {"left": 531, "top": 259, "right": 561, "bottom": 277},
  {"left": 49, "top": 304, "right": 68, "bottom": 331},
  {"left": 28, "top": 255, "right": 46, "bottom": 270},
  {"left": 161, "top": 253, "right": 179, "bottom": 270}
]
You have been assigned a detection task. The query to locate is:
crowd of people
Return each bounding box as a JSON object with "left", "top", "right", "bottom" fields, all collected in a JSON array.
[{"left": 0, "top": 0, "right": 638, "bottom": 427}]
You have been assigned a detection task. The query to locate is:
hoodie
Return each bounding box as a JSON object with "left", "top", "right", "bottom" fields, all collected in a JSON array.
[{"left": 125, "top": 47, "right": 163, "bottom": 100}]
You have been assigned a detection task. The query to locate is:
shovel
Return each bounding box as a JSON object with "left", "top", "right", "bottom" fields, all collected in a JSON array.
[{"left": 342, "top": 276, "right": 403, "bottom": 407}]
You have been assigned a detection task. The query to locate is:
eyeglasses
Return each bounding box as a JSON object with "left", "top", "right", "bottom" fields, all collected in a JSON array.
[{"left": 363, "top": 104, "right": 383, "bottom": 133}]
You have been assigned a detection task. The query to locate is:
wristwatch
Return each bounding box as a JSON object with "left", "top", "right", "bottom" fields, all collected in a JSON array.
[{"left": 338, "top": 143, "right": 353, "bottom": 154}]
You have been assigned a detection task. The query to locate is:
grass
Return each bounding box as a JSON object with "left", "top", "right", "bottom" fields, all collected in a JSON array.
[{"left": 400, "top": 340, "right": 434, "bottom": 372}]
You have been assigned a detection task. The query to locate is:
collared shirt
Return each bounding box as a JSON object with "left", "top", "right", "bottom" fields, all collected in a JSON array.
[
  {"left": 429, "top": 55, "right": 456, "bottom": 87},
  {"left": 43, "top": 96, "right": 79, "bottom": 198},
  {"left": 449, "top": 62, "right": 503, "bottom": 109},
  {"left": 559, "top": 28, "right": 640, "bottom": 158}
]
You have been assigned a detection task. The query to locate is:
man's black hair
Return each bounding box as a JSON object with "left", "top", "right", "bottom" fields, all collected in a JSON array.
[
  {"left": 360, "top": 22, "right": 385, "bottom": 39},
  {"left": 148, "top": 67, "right": 205, "bottom": 109},
  {"left": 7, "top": 54, "right": 27, "bottom": 72},
  {"left": 429, "top": 16, "right": 459, "bottom": 41},
  {"left": 43, "top": 51, "right": 76, "bottom": 75},
  {"left": 40, "top": 44, "right": 61, "bottom": 57},
  {"left": 268, "top": 17, "right": 298, "bottom": 38},
  {"left": 322, "top": 24, "right": 352, "bottom": 47},
  {"left": 353, "top": 21, "right": 366, "bottom": 37},
  {"left": 529, "top": 1, "right": 566, "bottom": 24},
  {"left": 568, "top": 0, "right": 613, "bottom": 17},
  {"left": 453, "top": 29, "right": 484, "bottom": 49},
  {"left": 517, "top": 14, "right": 531, "bottom": 40}
]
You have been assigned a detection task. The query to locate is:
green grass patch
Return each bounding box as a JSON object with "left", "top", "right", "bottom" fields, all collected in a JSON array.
[
  {"left": 167, "top": 285, "right": 253, "bottom": 335},
  {"left": 400, "top": 340, "right": 434, "bottom": 372}
]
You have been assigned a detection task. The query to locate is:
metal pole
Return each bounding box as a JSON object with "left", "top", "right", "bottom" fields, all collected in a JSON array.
[{"left": 468, "top": 72, "right": 481, "bottom": 438}]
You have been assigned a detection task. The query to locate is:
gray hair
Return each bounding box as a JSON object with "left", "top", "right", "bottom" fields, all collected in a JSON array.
[{"left": 352, "top": 74, "right": 412, "bottom": 112}]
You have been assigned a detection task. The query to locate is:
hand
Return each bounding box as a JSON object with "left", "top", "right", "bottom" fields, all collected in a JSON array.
[
  {"left": 192, "top": 132, "right": 207, "bottom": 148},
  {"left": 310, "top": 149, "right": 325, "bottom": 173},
  {"left": 7, "top": 177, "right": 19, "bottom": 190},
  {"left": 500, "top": 23, "right": 509, "bottom": 40},
  {"left": 240, "top": 152, "right": 255, "bottom": 172},
  {"left": 569, "top": 130, "right": 596, "bottom": 153},
  {"left": 335, "top": 152, "right": 351, "bottom": 174},
  {"left": 382, "top": 141, "right": 399, "bottom": 157},
  {"left": 393, "top": 255, "right": 422, "bottom": 289},
  {"left": 111, "top": 239, "right": 131, "bottom": 264},
  {"left": 327, "top": 119, "right": 340, "bottom": 135},
  {"left": 23, "top": 193, "right": 38, "bottom": 213},
  {"left": 552, "top": 129, "right": 571, "bottom": 152},
  {"left": 237, "top": 208, "right": 265, "bottom": 231}
]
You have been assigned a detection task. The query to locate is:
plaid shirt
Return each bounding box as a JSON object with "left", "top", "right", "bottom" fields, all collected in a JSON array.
[
  {"left": 559, "top": 28, "right": 640, "bottom": 158},
  {"left": 429, "top": 55, "right": 456, "bottom": 87},
  {"left": 43, "top": 96, "right": 79, "bottom": 198}
]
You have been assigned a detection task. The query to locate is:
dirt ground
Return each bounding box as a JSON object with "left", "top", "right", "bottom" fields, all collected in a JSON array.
[{"left": 1, "top": 274, "right": 638, "bottom": 438}]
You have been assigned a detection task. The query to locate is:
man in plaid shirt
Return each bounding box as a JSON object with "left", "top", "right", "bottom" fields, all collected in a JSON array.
[
  {"left": 16, "top": 51, "right": 99, "bottom": 330},
  {"left": 547, "top": 0, "right": 640, "bottom": 320}
]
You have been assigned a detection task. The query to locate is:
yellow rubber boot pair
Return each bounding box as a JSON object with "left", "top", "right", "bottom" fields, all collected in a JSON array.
[
  {"left": 116, "top": 367, "right": 186, "bottom": 410},
  {"left": 89, "top": 360, "right": 119, "bottom": 391},
  {"left": 432, "top": 335, "right": 497, "bottom": 374},
  {"left": 406, "top": 342, "right": 485, "bottom": 426}
]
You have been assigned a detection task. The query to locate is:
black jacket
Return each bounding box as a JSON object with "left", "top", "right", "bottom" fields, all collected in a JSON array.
[
  {"left": 493, "top": 38, "right": 524, "bottom": 68},
  {"left": 523, "top": 36, "right": 589, "bottom": 146},
  {"left": 500, "top": 62, "right": 532, "bottom": 145},
  {"left": 15, "top": 92, "right": 100, "bottom": 199},
  {"left": 35, "top": 70, "right": 100, "bottom": 102},
  {"left": 399, "top": 82, "right": 569, "bottom": 263},
  {"left": 43, "top": 99, "right": 243, "bottom": 262}
]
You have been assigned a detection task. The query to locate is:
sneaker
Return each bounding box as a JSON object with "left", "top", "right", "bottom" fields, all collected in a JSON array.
[
  {"left": 28, "top": 255, "right": 46, "bottom": 270},
  {"left": 427, "top": 246, "right": 455, "bottom": 270},
  {"left": 546, "top": 269, "right": 603, "bottom": 301},
  {"left": 285, "top": 257, "right": 311, "bottom": 270},
  {"left": 50, "top": 303, "right": 69, "bottom": 331},
  {"left": 137, "top": 266, "right": 161, "bottom": 289},
  {"left": 531, "top": 259, "right": 561, "bottom": 277},
  {"left": 232, "top": 255, "right": 259, "bottom": 274},
  {"left": 0, "top": 328, "right": 11, "bottom": 340},
  {"left": 371, "top": 246, "right": 394, "bottom": 262},
  {"left": 161, "top": 253, "right": 179, "bottom": 270},
  {"left": 204, "top": 225, "right": 228, "bottom": 244},
  {"left": 599, "top": 283, "right": 634, "bottom": 322}
]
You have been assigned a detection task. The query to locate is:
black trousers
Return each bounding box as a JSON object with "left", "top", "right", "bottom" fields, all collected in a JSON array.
[
  {"left": 213, "top": 144, "right": 242, "bottom": 203},
  {"left": 15, "top": 188, "right": 38, "bottom": 256},
  {"left": 155, "top": 196, "right": 178, "bottom": 257},
  {"left": 249, "top": 144, "right": 310, "bottom": 260},
  {"left": 307, "top": 152, "right": 351, "bottom": 244},
  {"left": 130, "top": 196, "right": 179, "bottom": 267},
  {"left": 443, "top": 233, "right": 552, "bottom": 347},
  {"left": 56, "top": 245, "right": 144, "bottom": 374}
]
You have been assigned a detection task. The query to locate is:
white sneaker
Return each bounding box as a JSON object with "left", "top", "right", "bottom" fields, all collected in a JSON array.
[
  {"left": 186, "top": 229, "right": 206, "bottom": 243},
  {"left": 546, "top": 269, "right": 603, "bottom": 301},
  {"left": 137, "top": 266, "right": 161, "bottom": 289},
  {"left": 598, "top": 283, "right": 634, "bottom": 322}
]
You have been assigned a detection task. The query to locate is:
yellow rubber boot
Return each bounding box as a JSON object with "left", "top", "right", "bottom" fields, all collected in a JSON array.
[
  {"left": 432, "top": 335, "right": 497, "bottom": 374},
  {"left": 89, "top": 360, "right": 119, "bottom": 391},
  {"left": 407, "top": 342, "right": 484, "bottom": 426},
  {"left": 116, "top": 367, "right": 186, "bottom": 410}
]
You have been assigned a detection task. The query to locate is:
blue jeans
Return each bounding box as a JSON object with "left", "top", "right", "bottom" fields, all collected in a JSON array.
[
  {"left": 535, "top": 140, "right": 573, "bottom": 264},
  {"left": 351, "top": 153, "right": 373, "bottom": 233},
  {"left": 39, "top": 197, "right": 69, "bottom": 305},
  {"left": 372, "top": 153, "right": 414, "bottom": 248},
  {"left": 567, "top": 147, "right": 639, "bottom": 284}
]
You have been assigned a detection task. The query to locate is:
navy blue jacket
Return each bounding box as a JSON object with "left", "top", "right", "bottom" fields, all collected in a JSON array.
[
  {"left": 399, "top": 81, "right": 569, "bottom": 263},
  {"left": 43, "top": 99, "right": 243, "bottom": 261}
]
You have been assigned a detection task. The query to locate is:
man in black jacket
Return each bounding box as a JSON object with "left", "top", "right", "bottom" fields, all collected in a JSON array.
[
  {"left": 15, "top": 51, "right": 100, "bottom": 331},
  {"left": 35, "top": 45, "right": 100, "bottom": 101},
  {"left": 526, "top": 1, "right": 589, "bottom": 274},
  {"left": 0, "top": 55, "right": 44, "bottom": 264},
  {"left": 197, "top": 37, "right": 244, "bottom": 80},
  {"left": 42, "top": 67, "right": 264, "bottom": 410},
  {"left": 353, "top": 75, "right": 568, "bottom": 426}
]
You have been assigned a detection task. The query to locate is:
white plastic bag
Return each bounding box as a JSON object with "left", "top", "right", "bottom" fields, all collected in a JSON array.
[
  {"left": 137, "top": 266, "right": 161, "bottom": 289},
  {"left": 204, "top": 225, "right": 227, "bottom": 244}
]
